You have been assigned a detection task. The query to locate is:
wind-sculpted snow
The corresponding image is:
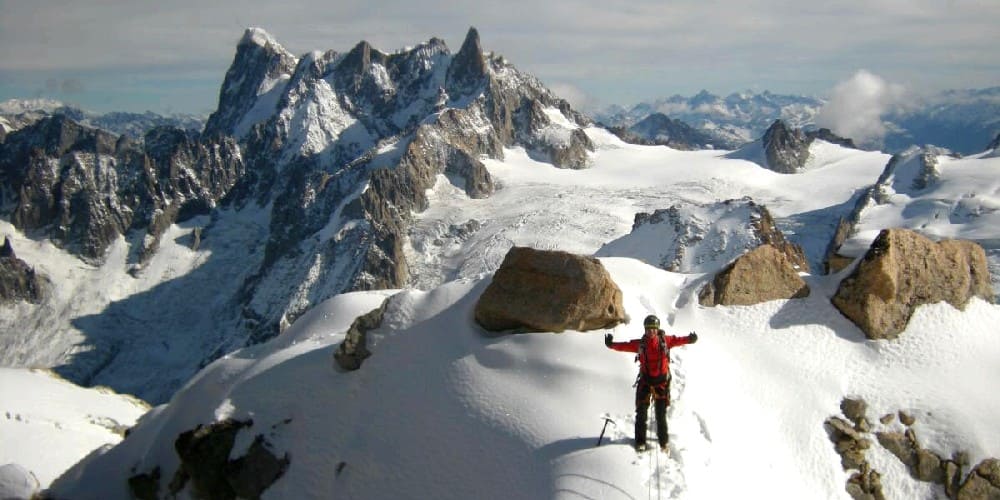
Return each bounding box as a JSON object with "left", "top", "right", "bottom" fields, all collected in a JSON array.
[{"left": 46, "top": 259, "right": 1000, "bottom": 500}]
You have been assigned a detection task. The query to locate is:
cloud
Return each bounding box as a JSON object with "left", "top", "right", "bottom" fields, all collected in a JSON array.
[
  {"left": 815, "top": 70, "right": 906, "bottom": 145},
  {"left": 546, "top": 82, "right": 590, "bottom": 110}
]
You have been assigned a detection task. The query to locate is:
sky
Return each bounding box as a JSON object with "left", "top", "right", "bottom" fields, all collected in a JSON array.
[{"left": 0, "top": 0, "right": 998, "bottom": 115}]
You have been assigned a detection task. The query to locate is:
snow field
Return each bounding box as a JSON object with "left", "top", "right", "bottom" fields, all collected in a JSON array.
[
  {"left": 48, "top": 256, "right": 1000, "bottom": 499},
  {"left": 0, "top": 368, "right": 148, "bottom": 487}
]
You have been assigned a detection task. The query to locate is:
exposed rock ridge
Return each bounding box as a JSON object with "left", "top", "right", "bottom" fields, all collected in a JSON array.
[
  {"left": 204, "top": 27, "right": 298, "bottom": 138},
  {"left": 824, "top": 146, "right": 959, "bottom": 273},
  {"left": 0, "top": 236, "right": 48, "bottom": 304},
  {"left": 728, "top": 119, "right": 856, "bottom": 173},
  {"left": 0, "top": 116, "right": 245, "bottom": 264},
  {"left": 826, "top": 397, "right": 1000, "bottom": 500}
]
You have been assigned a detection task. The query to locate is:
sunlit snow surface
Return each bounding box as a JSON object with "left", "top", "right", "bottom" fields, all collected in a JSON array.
[
  {"left": 41, "top": 130, "right": 1000, "bottom": 499},
  {"left": 0, "top": 368, "right": 148, "bottom": 488}
]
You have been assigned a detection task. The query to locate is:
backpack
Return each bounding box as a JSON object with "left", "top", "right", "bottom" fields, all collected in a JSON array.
[{"left": 637, "top": 330, "right": 670, "bottom": 385}]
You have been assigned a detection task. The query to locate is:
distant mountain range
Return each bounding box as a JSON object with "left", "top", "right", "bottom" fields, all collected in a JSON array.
[
  {"left": 594, "top": 88, "right": 1000, "bottom": 154},
  {"left": 0, "top": 98, "right": 204, "bottom": 140}
]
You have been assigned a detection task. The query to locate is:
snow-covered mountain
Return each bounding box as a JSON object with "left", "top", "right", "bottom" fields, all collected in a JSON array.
[
  {"left": 597, "top": 88, "right": 1000, "bottom": 154},
  {"left": 0, "top": 26, "right": 594, "bottom": 403},
  {"left": 595, "top": 90, "right": 824, "bottom": 147},
  {"left": 0, "top": 98, "right": 205, "bottom": 139},
  {"left": 2, "top": 27, "right": 1000, "bottom": 500},
  {"left": 41, "top": 131, "right": 1000, "bottom": 499}
]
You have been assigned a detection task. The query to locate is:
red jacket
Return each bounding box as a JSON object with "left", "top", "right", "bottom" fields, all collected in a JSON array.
[{"left": 609, "top": 329, "right": 694, "bottom": 380}]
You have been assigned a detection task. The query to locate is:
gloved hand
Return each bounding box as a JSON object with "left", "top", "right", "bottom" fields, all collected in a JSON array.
[
  {"left": 688, "top": 332, "right": 698, "bottom": 343},
  {"left": 604, "top": 333, "right": 613, "bottom": 347}
]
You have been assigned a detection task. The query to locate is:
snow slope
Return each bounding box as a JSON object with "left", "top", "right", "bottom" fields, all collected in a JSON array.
[
  {"left": 838, "top": 147, "right": 1000, "bottom": 294},
  {"left": 41, "top": 130, "right": 1000, "bottom": 500},
  {"left": 406, "top": 128, "right": 889, "bottom": 288},
  {"left": 47, "top": 258, "right": 1000, "bottom": 500},
  {"left": 0, "top": 368, "right": 148, "bottom": 488}
]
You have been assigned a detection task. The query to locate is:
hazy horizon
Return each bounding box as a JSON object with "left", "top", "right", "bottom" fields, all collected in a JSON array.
[{"left": 1, "top": 0, "right": 998, "bottom": 115}]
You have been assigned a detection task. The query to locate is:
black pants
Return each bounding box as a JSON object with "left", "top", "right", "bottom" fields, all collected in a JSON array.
[{"left": 635, "top": 376, "right": 671, "bottom": 447}]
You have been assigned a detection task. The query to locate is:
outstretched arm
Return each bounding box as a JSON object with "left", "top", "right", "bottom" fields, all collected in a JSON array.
[
  {"left": 604, "top": 334, "right": 641, "bottom": 353},
  {"left": 666, "top": 331, "right": 698, "bottom": 348}
]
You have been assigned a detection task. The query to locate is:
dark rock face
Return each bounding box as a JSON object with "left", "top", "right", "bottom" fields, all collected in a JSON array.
[
  {"left": 807, "top": 128, "right": 857, "bottom": 149},
  {"left": 762, "top": 119, "right": 811, "bottom": 174},
  {"left": 0, "top": 116, "right": 244, "bottom": 264},
  {"left": 727, "top": 120, "right": 857, "bottom": 174},
  {"left": 474, "top": 247, "right": 626, "bottom": 333},
  {"left": 0, "top": 237, "right": 47, "bottom": 304},
  {"left": 619, "top": 112, "right": 729, "bottom": 150},
  {"left": 447, "top": 27, "right": 489, "bottom": 94},
  {"left": 698, "top": 244, "right": 810, "bottom": 307},
  {"left": 160, "top": 419, "right": 289, "bottom": 500},
  {"left": 203, "top": 28, "right": 298, "bottom": 138},
  {"left": 334, "top": 299, "right": 389, "bottom": 371},
  {"left": 832, "top": 228, "right": 993, "bottom": 339}
]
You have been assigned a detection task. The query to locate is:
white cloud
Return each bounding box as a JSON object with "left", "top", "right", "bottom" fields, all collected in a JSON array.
[
  {"left": 815, "top": 70, "right": 907, "bottom": 145},
  {"left": 546, "top": 82, "right": 590, "bottom": 110}
]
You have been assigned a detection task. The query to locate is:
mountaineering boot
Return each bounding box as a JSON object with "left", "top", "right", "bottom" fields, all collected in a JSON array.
[{"left": 635, "top": 442, "right": 648, "bottom": 452}]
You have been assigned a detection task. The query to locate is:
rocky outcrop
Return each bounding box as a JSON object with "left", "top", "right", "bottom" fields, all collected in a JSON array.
[
  {"left": 619, "top": 112, "right": 732, "bottom": 150},
  {"left": 334, "top": 299, "right": 389, "bottom": 371},
  {"left": 832, "top": 228, "right": 993, "bottom": 339},
  {"left": 727, "top": 120, "right": 857, "bottom": 174},
  {"left": 598, "top": 197, "right": 809, "bottom": 274},
  {"left": 128, "top": 419, "right": 290, "bottom": 500},
  {"left": 698, "top": 244, "right": 810, "bottom": 306},
  {"left": 827, "top": 397, "right": 999, "bottom": 500},
  {"left": 0, "top": 237, "right": 47, "bottom": 304},
  {"left": 823, "top": 146, "right": 956, "bottom": 273},
  {"left": 958, "top": 460, "right": 1000, "bottom": 499},
  {"left": 807, "top": 128, "right": 857, "bottom": 149},
  {"left": 446, "top": 27, "right": 489, "bottom": 95},
  {"left": 761, "top": 119, "right": 811, "bottom": 173},
  {"left": 0, "top": 116, "right": 245, "bottom": 264},
  {"left": 203, "top": 27, "right": 298, "bottom": 138},
  {"left": 474, "top": 247, "right": 626, "bottom": 332}
]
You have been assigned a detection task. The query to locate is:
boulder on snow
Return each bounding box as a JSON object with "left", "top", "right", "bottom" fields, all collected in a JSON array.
[
  {"left": 474, "top": 247, "right": 626, "bottom": 332},
  {"left": 958, "top": 459, "right": 1000, "bottom": 500},
  {"left": 0, "top": 463, "right": 40, "bottom": 500},
  {"left": 832, "top": 228, "right": 993, "bottom": 340},
  {"left": 698, "top": 244, "right": 810, "bottom": 307}
]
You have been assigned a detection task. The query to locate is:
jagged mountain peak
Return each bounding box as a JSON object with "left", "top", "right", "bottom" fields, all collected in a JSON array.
[
  {"left": 204, "top": 27, "right": 299, "bottom": 138},
  {"left": 727, "top": 119, "right": 857, "bottom": 173},
  {"left": 240, "top": 26, "right": 285, "bottom": 51},
  {"left": 447, "top": 26, "right": 488, "bottom": 90}
]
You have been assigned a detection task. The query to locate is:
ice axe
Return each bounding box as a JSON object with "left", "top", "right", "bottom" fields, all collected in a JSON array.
[{"left": 596, "top": 417, "right": 616, "bottom": 447}]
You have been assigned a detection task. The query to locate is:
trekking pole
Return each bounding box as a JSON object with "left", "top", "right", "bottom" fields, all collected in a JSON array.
[{"left": 596, "top": 417, "right": 616, "bottom": 446}]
